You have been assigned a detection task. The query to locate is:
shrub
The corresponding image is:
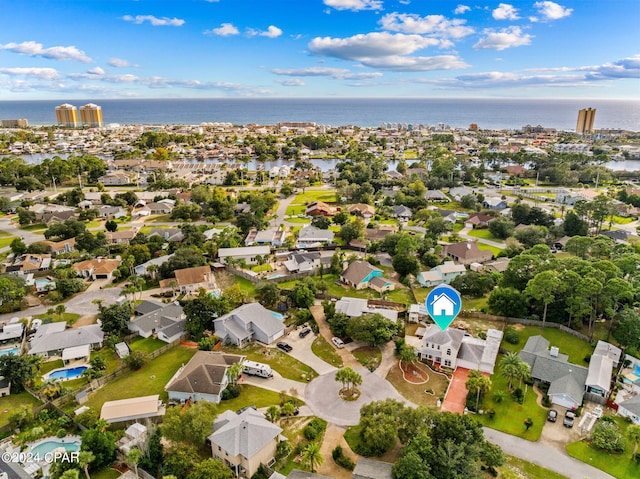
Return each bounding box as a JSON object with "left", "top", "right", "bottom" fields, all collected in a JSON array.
[
  {"left": 504, "top": 329, "right": 519, "bottom": 345},
  {"left": 221, "top": 383, "right": 241, "bottom": 400},
  {"left": 332, "top": 445, "right": 355, "bottom": 470},
  {"left": 276, "top": 440, "right": 292, "bottom": 460},
  {"left": 56, "top": 428, "right": 67, "bottom": 438},
  {"left": 634, "top": 452, "right": 640, "bottom": 464},
  {"left": 542, "top": 395, "right": 552, "bottom": 408},
  {"left": 125, "top": 350, "right": 145, "bottom": 370},
  {"left": 512, "top": 388, "right": 524, "bottom": 404},
  {"left": 591, "top": 421, "right": 626, "bottom": 453},
  {"left": 492, "top": 390, "right": 506, "bottom": 403},
  {"left": 303, "top": 418, "right": 327, "bottom": 441}
]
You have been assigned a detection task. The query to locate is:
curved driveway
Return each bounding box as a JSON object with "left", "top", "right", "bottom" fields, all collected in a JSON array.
[{"left": 305, "top": 367, "right": 413, "bottom": 426}]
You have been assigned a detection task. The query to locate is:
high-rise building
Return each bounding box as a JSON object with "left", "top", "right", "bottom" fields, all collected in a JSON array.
[
  {"left": 576, "top": 108, "right": 596, "bottom": 134},
  {"left": 1, "top": 119, "right": 29, "bottom": 128},
  {"left": 55, "top": 103, "right": 79, "bottom": 127},
  {"left": 80, "top": 103, "right": 103, "bottom": 127}
]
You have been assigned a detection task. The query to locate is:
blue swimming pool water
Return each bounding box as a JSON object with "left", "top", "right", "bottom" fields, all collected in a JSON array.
[
  {"left": 30, "top": 438, "right": 80, "bottom": 456},
  {"left": 47, "top": 366, "right": 88, "bottom": 380},
  {"left": 0, "top": 347, "right": 19, "bottom": 357}
]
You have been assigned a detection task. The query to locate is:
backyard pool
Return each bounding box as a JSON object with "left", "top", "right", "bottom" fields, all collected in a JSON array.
[
  {"left": 29, "top": 437, "right": 81, "bottom": 457},
  {"left": 45, "top": 366, "right": 88, "bottom": 381},
  {"left": 0, "top": 346, "right": 19, "bottom": 357}
]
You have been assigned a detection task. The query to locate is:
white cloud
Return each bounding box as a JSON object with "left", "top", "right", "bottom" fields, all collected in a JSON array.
[
  {"left": 108, "top": 58, "right": 138, "bottom": 68},
  {"left": 534, "top": 1, "right": 573, "bottom": 20},
  {"left": 357, "top": 55, "right": 468, "bottom": 71},
  {"left": 473, "top": 27, "right": 533, "bottom": 50},
  {"left": 205, "top": 23, "right": 239, "bottom": 36},
  {"left": 309, "top": 32, "right": 443, "bottom": 60},
  {"left": 272, "top": 66, "right": 383, "bottom": 79},
  {"left": 379, "top": 13, "right": 474, "bottom": 38},
  {"left": 247, "top": 25, "right": 283, "bottom": 38},
  {"left": 492, "top": 3, "right": 519, "bottom": 20},
  {"left": 454, "top": 5, "right": 470, "bottom": 15},
  {"left": 0, "top": 67, "right": 60, "bottom": 80},
  {"left": 87, "top": 67, "right": 105, "bottom": 75},
  {"left": 323, "top": 0, "right": 383, "bottom": 12},
  {"left": 122, "top": 15, "right": 185, "bottom": 27},
  {"left": 0, "top": 41, "right": 91, "bottom": 63},
  {"left": 276, "top": 79, "right": 305, "bottom": 86}
]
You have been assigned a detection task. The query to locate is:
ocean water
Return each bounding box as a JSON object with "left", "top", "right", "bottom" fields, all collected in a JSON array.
[{"left": 1, "top": 98, "right": 639, "bottom": 131}]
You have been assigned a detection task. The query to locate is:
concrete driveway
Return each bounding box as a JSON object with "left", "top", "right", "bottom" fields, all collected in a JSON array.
[
  {"left": 241, "top": 371, "right": 307, "bottom": 399},
  {"left": 305, "top": 367, "right": 413, "bottom": 426},
  {"left": 279, "top": 326, "right": 338, "bottom": 376}
]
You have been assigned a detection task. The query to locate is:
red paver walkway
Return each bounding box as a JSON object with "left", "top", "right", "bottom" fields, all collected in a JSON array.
[{"left": 441, "top": 367, "right": 470, "bottom": 413}]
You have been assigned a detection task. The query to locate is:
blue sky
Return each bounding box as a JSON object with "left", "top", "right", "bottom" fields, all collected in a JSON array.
[{"left": 0, "top": 0, "right": 638, "bottom": 100}]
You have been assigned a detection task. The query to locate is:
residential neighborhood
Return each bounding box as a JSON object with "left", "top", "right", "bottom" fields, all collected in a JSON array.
[{"left": 0, "top": 116, "right": 638, "bottom": 479}]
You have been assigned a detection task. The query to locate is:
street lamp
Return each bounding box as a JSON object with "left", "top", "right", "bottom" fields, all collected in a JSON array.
[{"left": 51, "top": 176, "right": 57, "bottom": 193}]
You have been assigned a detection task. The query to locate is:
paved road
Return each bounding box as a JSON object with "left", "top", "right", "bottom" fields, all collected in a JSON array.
[
  {"left": 458, "top": 225, "right": 506, "bottom": 250},
  {"left": 241, "top": 371, "right": 307, "bottom": 398},
  {"left": 483, "top": 427, "right": 615, "bottom": 479},
  {"left": 281, "top": 327, "right": 338, "bottom": 376}
]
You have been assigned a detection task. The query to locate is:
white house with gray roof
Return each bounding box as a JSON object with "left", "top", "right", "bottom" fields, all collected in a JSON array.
[
  {"left": 296, "top": 225, "right": 334, "bottom": 248},
  {"left": 208, "top": 408, "right": 283, "bottom": 478},
  {"left": 28, "top": 322, "right": 104, "bottom": 358},
  {"left": 128, "top": 301, "right": 186, "bottom": 343},
  {"left": 417, "top": 261, "right": 466, "bottom": 288},
  {"left": 218, "top": 246, "right": 271, "bottom": 265},
  {"left": 134, "top": 253, "right": 174, "bottom": 277},
  {"left": 353, "top": 457, "right": 394, "bottom": 479},
  {"left": 213, "top": 302, "right": 285, "bottom": 346}
]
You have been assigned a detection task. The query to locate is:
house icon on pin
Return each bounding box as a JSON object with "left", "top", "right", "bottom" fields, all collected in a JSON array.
[{"left": 430, "top": 293, "right": 456, "bottom": 317}]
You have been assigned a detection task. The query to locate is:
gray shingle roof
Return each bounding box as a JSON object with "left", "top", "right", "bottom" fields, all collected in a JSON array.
[
  {"left": 620, "top": 395, "right": 640, "bottom": 416},
  {"left": 214, "top": 303, "right": 284, "bottom": 340},
  {"left": 353, "top": 457, "right": 394, "bottom": 479},
  {"left": 166, "top": 351, "right": 244, "bottom": 396},
  {"left": 29, "top": 323, "right": 103, "bottom": 355},
  {"left": 209, "top": 408, "right": 282, "bottom": 459}
]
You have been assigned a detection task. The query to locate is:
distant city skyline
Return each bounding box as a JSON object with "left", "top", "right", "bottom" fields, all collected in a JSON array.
[{"left": 0, "top": 0, "right": 638, "bottom": 100}]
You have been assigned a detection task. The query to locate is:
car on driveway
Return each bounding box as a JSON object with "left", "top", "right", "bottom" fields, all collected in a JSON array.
[
  {"left": 563, "top": 410, "right": 576, "bottom": 428},
  {"left": 547, "top": 409, "right": 558, "bottom": 422},
  {"left": 299, "top": 328, "right": 312, "bottom": 338},
  {"left": 277, "top": 341, "right": 292, "bottom": 353},
  {"left": 332, "top": 337, "right": 345, "bottom": 348}
]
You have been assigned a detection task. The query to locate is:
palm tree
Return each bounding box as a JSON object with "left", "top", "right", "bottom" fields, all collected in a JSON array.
[
  {"left": 398, "top": 345, "right": 416, "bottom": 368},
  {"left": 78, "top": 451, "right": 95, "bottom": 479},
  {"left": 168, "top": 279, "right": 179, "bottom": 299},
  {"left": 466, "top": 370, "right": 492, "bottom": 410},
  {"left": 265, "top": 405, "right": 281, "bottom": 423},
  {"left": 628, "top": 424, "right": 640, "bottom": 458},
  {"left": 146, "top": 264, "right": 159, "bottom": 280},
  {"left": 54, "top": 304, "right": 66, "bottom": 319},
  {"left": 126, "top": 447, "right": 143, "bottom": 478},
  {"left": 226, "top": 362, "right": 243, "bottom": 387},
  {"left": 301, "top": 443, "right": 323, "bottom": 473},
  {"left": 500, "top": 352, "right": 524, "bottom": 391}
]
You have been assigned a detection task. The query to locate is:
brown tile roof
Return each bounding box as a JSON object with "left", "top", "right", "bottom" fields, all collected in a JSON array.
[{"left": 73, "top": 258, "right": 121, "bottom": 274}]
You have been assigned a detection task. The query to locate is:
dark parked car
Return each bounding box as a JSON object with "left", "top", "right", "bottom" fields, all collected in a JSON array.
[
  {"left": 277, "top": 342, "right": 292, "bottom": 353},
  {"left": 299, "top": 328, "right": 312, "bottom": 338},
  {"left": 547, "top": 409, "right": 558, "bottom": 422},
  {"left": 563, "top": 410, "right": 576, "bottom": 428}
]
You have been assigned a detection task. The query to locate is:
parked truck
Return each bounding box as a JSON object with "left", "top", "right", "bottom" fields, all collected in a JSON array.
[{"left": 243, "top": 360, "right": 273, "bottom": 378}]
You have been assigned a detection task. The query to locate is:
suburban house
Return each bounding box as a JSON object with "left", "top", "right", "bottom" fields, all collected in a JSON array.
[
  {"left": 218, "top": 246, "right": 271, "bottom": 265},
  {"left": 407, "top": 303, "right": 429, "bottom": 323},
  {"left": 39, "top": 210, "right": 78, "bottom": 225},
  {"left": 213, "top": 302, "right": 285, "bottom": 346},
  {"left": 482, "top": 197, "right": 508, "bottom": 210},
  {"left": 5, "top": 254, "right": 52, "bottom": 274},
  {"left": 417, "top": 261, "right": 466, "bottom": 287},
  {"left": 207, "top": 408, "right": 284, "bottom": 478},
  {"left": 443, "top": 241, "right": 493, "bottom": 265},
  {"left": 134, "top": 254, "right": 174, "bottom": 277},
  {"left": 98, "top": 206, "right": 127, "bottom": 219},
  {"left": 335, "top": 297, "right": 399, "bottom": 322},
  {"left": 73, "top": 258, "right": 121, "bottom": 280},
  {"left": 448, "top": 187, "right": 474, "bottom": 201},
  {"left": 425, "top": 190, "right": 449, "bottom": 202},
  {"left": 0, "top": 321, "right": 24, "bottom": 342},
  {"left": 390, "top": 205, "right": 413, "bottom": 221},
  {"left": 244, "top": 228, "right": 286, "bottom": 247},
  {"left": 118, "top": 423, "right": 148, "bottom": 454},
  {"left": 584, "top": 340, "right": 620, "bottom": 402},
  {"left": 519, "top": 336, "right": 588, "bottom": 409},
  {"left": 305, "top": 201, "right": 338, "bottom": 217},
  {"left": 348, "top": 203, "right": 375, "bottom": 218},
  {"left": 128, "top": 301, "right": 186, "bottom": 343},
  {"left": 38, "top": 238, "right": 76, "bottom": 256},
  {"left": 340, "top": 261, "right": 394, "bottom": 292},
  {"left": 296, "top": 225, "right": 334, "bottom": 248},
  {"left": 159, "top": 265, "right": 216, "bottom": 295},
  {"left": 148, "top": 228, "right": 184, "bottom": 242},
  {"left": 98, "top": 171, "right": 135, "bottom": 186},
  {"left": 105, "top": 230, "right": 137, "bottom": 245},
  {"left": 137, "top": 202, "right": 174, "bottom": 216},
  {"left": 100, "top": 395, "right": 166, "bottom": 424},
  {"left": 353, "top": 458, "right": 394, "bottom": 479},
  {"left": 464, "top": 213, "right": 495, "bottom": 229},
  {"left": 617, "top": 393, "right": 640, "bottom": 425},
  {"left": 284, "top": 252, "right": 321, "bottom": 273},
  {"left": 28, "top": 322, "right": 104, "bottom": 357},
  {"left": 165, "top": 351, "right": 245, "bottom": 404},
  {"left": 418, "top": 325, "right": 503, "bottom": 374}
]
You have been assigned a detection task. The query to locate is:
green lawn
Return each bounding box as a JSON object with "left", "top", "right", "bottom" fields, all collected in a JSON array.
[
  {"left": 223, "top": 343, "right": 317, "bottom": 382},
  {"left": 501, "top": 454, "right": 568, "bottom": 479},
  {"left": 311, "top": 335, "right": 343, "bottom": 368},
  {"left": 477, "top": 243, "right": 503, "bottom": 257},
  {"left": 218, "top": 384, "right": 302, "bottom": 411},
  {"left": 285, "top": 217, "right": 311, "bottom": 223},
  {"left": 0, "top": 235, "right": 17, "bottom": 248},
  {"left": 251, "top": 264, "right": 273, "bottom": 273},
  {"left": 452, "top": 222, "right": 464, "bottom": 233},
  {"left": 385, "top": 360, "right": 448, "bottom": 407},
  {"left": 413, "top": 287, "right": 488, "bottom": 312},
  {"left": 0, "top": 229, "right": 13, "bottom": 237},
  {"left": 34, "top": 312, "right": 81, "bottom": 325},
  {"left": 83, "top": 346, "right": 197, "bottom": 411},
  {"left": 40, "top": 359, "right": 64, "bottom": 375},
  {"left": 285, "top": 205, "right": 307, "bottom": 216},
  {"left": 612, "top": 215, "right": 634, "bottom": 224},
  {"left": 501, "top": 325, "right": 593, "bottom": 366},
  {"left": 129, "top": 336, "right": 168, "bottom": 354},
  {"left": 353, "top": 346, "right": 382, "bottom": 370},
  {"left": 386, "top": 288, "right": 415, "bottom": 305},
  {"left": 233, "top": 275, "right": 258, "bottom": 297},
  {"left": 91, "top": 469, "right": 121, "bottom": 479},
  {"left": 292, "top": 190, "right": 337, "bottom": 204},
  {"left": 566, "top": 417, "right": 640, "bottom": 479},
  {"left": 19, "top": 224, "right": 46, "bottom": 232},
  {"left": 0, "top": 391, "right": 42, "bottom": 427},
  {"left": 475, "top": 359, "right": 547, "bottom": 441},
  {"left": 467, "top": 228, "right": 503, "bottom": 242}
]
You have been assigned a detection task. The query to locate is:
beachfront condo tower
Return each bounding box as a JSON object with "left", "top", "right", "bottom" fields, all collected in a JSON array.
[
  {"left": 55, "top": 103, "right": 79, "bottom": 127},
  {"left": 576, "top": 108, "right": 596, "bottom": 134},
  {"left": 80, "top": 103, "right": 104, "bottom": 127}
]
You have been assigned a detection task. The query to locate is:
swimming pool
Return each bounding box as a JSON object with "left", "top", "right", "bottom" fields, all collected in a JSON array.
[
  {"left": 45, "top": 366, "right": 88, "bottom": 381},
  {"left": 0, "top": 347, "right": 19, "bottom": 357},
  {"left": 29, "top": 437, "right": 80, "bottom": 457}
]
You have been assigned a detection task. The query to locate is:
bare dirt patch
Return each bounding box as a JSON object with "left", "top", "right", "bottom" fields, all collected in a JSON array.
[
  {"left": 72, "top": 314, "right": 97, "bottom": 328},
  {"left": 318, "top": 424, "right": 357, "bottom": 479},
  {"left": 401, "top": 361, "right": 429, "bottom": 384}
]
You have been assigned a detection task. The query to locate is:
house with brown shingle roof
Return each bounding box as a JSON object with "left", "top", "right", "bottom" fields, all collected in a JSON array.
[
  {"left": 38, "top": 238, "right": 76, "bottom": 256},
  {"left": 348, "top": 203, "right": 375, "bottom": 218},
  {"left": 159, "top": 265, "right": 215, "bottom": 294},
  {"left": 305, "top": 201, "right": 337, "bottom": 217},
  {"left": 340, "top": 260, "right": 394, "bottom": 292},
  {"left": 73, "top": 257, "right": 121, "bottom": 280},
  {"left": 464, "top": 213, "right": 495, "bottom": 229},
  {"left": 105, "top": 230, "right": 137, "bottom": 245},
  {"left": 165, "top": 351, "right": 245, "bottom": 404},
  {"left": 443, "top": 241, "right": 493, "bottom": 265}
]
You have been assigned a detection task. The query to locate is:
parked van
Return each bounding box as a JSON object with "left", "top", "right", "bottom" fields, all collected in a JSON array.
[{"left": 243, "top": 360, "right": 273, "bottom": 378}]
